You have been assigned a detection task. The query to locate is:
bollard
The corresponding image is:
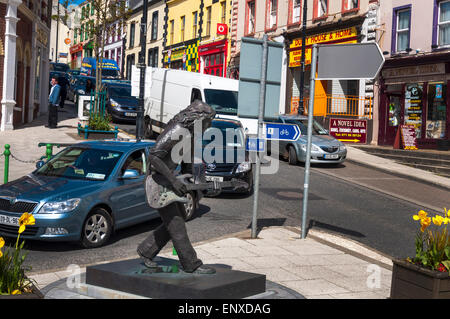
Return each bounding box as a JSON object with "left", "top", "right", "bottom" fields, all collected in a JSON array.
[
  {"left": 46, "top": 144, "right": 53, "bottom": 161},
  {"left": 3, "top": 144, "right": 10, "bottom": 184}
]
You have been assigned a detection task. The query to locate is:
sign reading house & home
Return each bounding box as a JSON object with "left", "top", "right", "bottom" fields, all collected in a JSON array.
[{"left": 329, "top": 118, "right": 367, "bottom": 144}]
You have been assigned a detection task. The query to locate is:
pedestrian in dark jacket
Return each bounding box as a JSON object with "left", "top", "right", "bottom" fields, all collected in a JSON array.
[
  {"left": 47, "top": 76, "right": 61, "bottom": 129},
  {"left": 58, "top": 76, "right": 68, "bottom": 109}
]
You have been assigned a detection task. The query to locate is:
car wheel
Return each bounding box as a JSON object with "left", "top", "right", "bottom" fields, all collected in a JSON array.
[
  {"left": 183, "top": 192, "right": 197, "bottom": 221},
  {"left": 80, "top": 208, "right": 113, "bottom": 248},
  {"left": 144, "top": 117, "right": 155, "bottom": 139},
  {"left": 288, "top": 146, "right": 298, "bottom": 165}
]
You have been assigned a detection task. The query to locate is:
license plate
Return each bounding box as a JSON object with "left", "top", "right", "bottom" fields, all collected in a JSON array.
[
  {"left": 205, "top": 176, "right": 224, "bottom": 182},
  {"left": 0, "top": 214, "right": 20, "bottom": 226},
  {"left": 324, "top": 154, "right": 339, "bottom": 159},
  {"left": 125, "top": 112, "right": 137, "bottom": 117}
]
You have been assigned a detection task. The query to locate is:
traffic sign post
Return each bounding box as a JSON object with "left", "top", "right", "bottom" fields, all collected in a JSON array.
[
  {"left": 265, "top": 123, "right": 301, "bottom": 141},
  {"left": 246, "top": 138, "right": 265, "bottom": 152}
]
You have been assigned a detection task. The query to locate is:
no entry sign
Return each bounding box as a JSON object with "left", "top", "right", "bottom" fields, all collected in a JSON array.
[{"left": 329, "top": 118, "right": 367, "bottom": 143}]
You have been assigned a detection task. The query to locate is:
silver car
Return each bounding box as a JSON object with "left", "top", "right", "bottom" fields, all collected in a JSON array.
[{"left": 267, "top": 115, "right": 347, "bottom": 165}]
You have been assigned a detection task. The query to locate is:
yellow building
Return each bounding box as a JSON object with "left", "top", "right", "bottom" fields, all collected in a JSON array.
[{"left": 165, "top": 0, "right": 231, "bottom": 77}]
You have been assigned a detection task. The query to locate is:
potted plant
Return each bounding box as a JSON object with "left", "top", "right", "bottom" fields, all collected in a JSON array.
[
  {"left": 390, "top": 208, "right": 450, "bottom": 299},
  {"left": 0, "top": 213, "right": 43, "bottom": 298}
]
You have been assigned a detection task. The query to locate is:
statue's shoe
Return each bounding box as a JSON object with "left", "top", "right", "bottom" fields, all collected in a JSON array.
[
  {"left": 182, "top": 265, "right": 216, "bottom": 274},
  {"left": 137, "top": 250, "right": 158, "bottom": 268}
]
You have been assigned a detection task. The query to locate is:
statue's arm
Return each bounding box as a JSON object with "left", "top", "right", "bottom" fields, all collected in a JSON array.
[{"left": 147, "top": 153, "right": 187, "bottom": 196}]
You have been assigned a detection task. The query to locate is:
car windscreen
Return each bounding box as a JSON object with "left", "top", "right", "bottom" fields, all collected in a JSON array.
[
  {"left": 35, "top": 147, "right": 123, "bottom": 181},
  {"left": 102, "top": 69, "right": 119, "bottom": 77},
  {"left": 108, "top": 86, "right": 132, "bottom": 97},
  {"left": 204, "top": 89, "right": 238, "bottom": 115},
  {"left": 284, "top": 119, "right": 329, "bottom": 136}
]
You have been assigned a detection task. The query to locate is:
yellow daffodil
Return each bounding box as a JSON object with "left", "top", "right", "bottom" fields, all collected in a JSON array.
[
  {"left": 420, "top": 217, "right": 431, "bottom": 232},
  {"left": 413, "top": 210, "right": 428, "bottom": 221},
  {"left": 432, "top": 215, "right": 445, "bottom": 226},
  {"left": 18, "top": 212, "right": 35, "bottom": 234},
  {"left": 445, "top": 207, "right": 450, "bottom": 218},
  {"left": 11, "top": 290, "right": 21, "bottom": 295},
  {"left": 0, "top": 237, "right": 4, "bottom": 258}
]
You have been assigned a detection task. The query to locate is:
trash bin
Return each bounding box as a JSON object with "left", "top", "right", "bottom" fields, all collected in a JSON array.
[{"left": 436, "top": 139, "right": 450, "bottom": 151}]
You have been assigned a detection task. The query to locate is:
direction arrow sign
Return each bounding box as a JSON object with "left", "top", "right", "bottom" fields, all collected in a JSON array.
[
  {"left": 317, "top": 43, "right": 385, "bottom": 80},
  {"left": 264, "top": 123, "right": 301, "bottom": 141}
]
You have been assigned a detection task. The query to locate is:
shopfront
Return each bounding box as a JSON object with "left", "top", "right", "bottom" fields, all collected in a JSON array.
[
  {"left": 70, "top": 43, "right": 83, "bottom": 69},
  {"left": 163, "top": 47, "right": 185, "bottom": 70},
  {"left": 287, "top": 25, "right": 360, "bottom": 115},
  {"left": 198, "top": 39, "right": 227, "bottom": 77},
  {"left": 379, "top": 60, "right": 450, "bottom": 149}
]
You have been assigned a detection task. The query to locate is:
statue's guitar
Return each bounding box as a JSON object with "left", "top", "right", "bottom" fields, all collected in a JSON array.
[{"left": 146, "top": 174, "right": 248, "bottom": 209}]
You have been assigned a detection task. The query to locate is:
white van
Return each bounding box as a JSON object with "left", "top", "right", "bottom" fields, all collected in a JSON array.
[{"left": 134, "top": 67, "right": 258, "bottom": 138}]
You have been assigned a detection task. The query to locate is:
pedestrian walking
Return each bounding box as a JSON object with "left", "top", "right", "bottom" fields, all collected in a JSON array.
[{"left": 47, "top": 76, "right": 61, "bottom": 129}]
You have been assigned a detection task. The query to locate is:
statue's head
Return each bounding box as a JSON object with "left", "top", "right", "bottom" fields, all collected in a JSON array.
[{"left": 173, "top": 100, "right": 216, "bottom": 132}]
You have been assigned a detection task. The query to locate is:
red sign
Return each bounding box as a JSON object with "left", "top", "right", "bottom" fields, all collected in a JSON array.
[
  {"left": 217, "top": 23, "right": 228, "bottom": 35},
  {"left": 400, "top": 125, "right": 418, "bottom": 150},
  {"left": 329, "top": 118, "right": 367, "bottom": 143},
  {"left": 70, "top": 43, "right": 83, "bottom": 54}
]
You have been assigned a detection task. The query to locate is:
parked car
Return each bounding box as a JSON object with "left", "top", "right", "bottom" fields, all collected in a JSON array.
[
  {"left": 0, "top": 140, "right": 200, "bottom": 248},
  {"left": 50, "top": 62, "right": 70, "bottom": 73},
  {"left": 200, "top": 119, "right": 253, "bottom": 195},
  {"left": 67, "top": 75, "right": 96, "bottom": 103},
  {"left": 104, "top": 83, "right": 138, "bottom": 123},
  {"left": 267, "top": 115, "right": 347, "bottom": 165}
]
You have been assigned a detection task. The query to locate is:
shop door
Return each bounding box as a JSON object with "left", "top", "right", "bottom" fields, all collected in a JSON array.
[
  {"left": 383, "top": 93, "right": 403, "bottom": 145},
  {"left": 204, "top": 53, "right": 224, "bottom": 77}
]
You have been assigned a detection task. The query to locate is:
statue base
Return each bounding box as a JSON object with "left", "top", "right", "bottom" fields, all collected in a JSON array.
[{"left": 85, "top": 257, "right": 266, "bottom": 299}]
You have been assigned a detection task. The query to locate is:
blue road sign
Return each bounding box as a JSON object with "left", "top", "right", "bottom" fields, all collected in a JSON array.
[
  {"left": 246, "top": 138, "right": 265, "bottom": 152},
  {"left": 265, "top": 123, "right": 301, "bottom": 141}
]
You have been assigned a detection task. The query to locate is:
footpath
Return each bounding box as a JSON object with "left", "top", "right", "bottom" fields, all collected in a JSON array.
[{"left": 0, "top": 106, "right": 448, "bottom": 299}]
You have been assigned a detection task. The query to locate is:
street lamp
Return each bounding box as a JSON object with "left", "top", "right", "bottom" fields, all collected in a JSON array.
[
  {"left": 298, "top": 0, "right": 307, "bottom": 115},
  {"left": 136, "top": 0, "right": 149, "bottom": 141}
]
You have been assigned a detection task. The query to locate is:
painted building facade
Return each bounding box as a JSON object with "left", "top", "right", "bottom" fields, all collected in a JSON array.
[
  {"left": 377, "top": 0, "right": 450, "bottom": 149},
  {"left": 0, "top": 0, "right": 51, "bottom": 131}
]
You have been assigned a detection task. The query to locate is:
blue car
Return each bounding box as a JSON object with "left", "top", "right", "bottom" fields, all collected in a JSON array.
[
  {"left": 104, "top": 83, "right": 138, "bottom": 123},
  {"left": 0, "top": 140, "right": 199, "bottom": 248}
]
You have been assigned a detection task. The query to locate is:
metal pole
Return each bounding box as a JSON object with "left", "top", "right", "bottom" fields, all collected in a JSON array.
[
  {"left": 298, "top": 0, "right": 308, "bottom": 115},
  {"left": 136, "top": 0, "right": 149, "bottom": 141},
  {"left": 301, "top": 44, "right": 317, "bottom": 239},
  {"left": 56, "top": 1, "right": 59, "bottom": 62},
  {"left": 251, "top": 34, "right": 268, "bottom": 239}
]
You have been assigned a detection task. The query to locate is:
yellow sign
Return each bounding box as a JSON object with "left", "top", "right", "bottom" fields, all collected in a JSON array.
[
  {"left": 164, "top": 48, "right": 185, "bottom": 63},
  {"left": 289, "top": 27, "right": 358, "bottom": 68}
]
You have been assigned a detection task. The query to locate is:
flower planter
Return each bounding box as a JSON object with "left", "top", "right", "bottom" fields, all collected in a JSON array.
[
  {"left": 77, "top": 123, "right": 118, "bottom": 140},
  {"left": 390, "top": 258, "right": 450, "bottom": 299},
  {"left": 0, "top": 280, "right": 44, "bottom": 299}
]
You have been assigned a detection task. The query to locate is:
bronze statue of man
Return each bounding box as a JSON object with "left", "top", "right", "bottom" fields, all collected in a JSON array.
[{"left": 137, "top": 100, "right": 216, "bottom": 274}]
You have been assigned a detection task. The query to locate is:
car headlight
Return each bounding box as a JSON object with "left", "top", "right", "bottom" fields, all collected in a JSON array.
[
  {"left": 300, "top": 144, "right": 321, "bottom": 152},
  {"left": 110, "top": 99, "right": 119, "bottom": 108},
  {"left": 236, "top": 161, "right": 251, "bottom": 173},
  {"left": 77, "top": 89, "right": 85, "bottom": 95},
  {"left": 339, "top": 145, "right": 346, "bottom": 151},
  {"left": 38, "top": 198, "right": 81, "bottom": 214}
]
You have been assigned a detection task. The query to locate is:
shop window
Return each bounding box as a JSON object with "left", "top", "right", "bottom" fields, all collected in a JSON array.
[
  {"left": 405, "top": 84, "right": 424, "bottom": 139},
  {"left": 426, "top": 82, "right": 447, "bottom": 139},
  {"left": 245, "top": 0, "right": 256, "bottom": 35},
  {"left": 265, "top": 0, "right": 278, "bottom": 31},
  {"left": 288, "top": 0, "right": 301, "bottom": 25},
  {"left": 392, "top": 6, "right": 411, "bottom": 53}
]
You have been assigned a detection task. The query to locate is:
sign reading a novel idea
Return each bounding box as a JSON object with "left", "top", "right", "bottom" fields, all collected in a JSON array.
[{"left": 329, "top": 118, "right": 367, "bottom": 144}]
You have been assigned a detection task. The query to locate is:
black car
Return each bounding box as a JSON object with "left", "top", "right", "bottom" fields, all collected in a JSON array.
[
  {"left": 200, "top": 119, "right": 253, "bottom": 195},
  {"left": 105, "top": 83, "right": 138, "bottom": 123}
]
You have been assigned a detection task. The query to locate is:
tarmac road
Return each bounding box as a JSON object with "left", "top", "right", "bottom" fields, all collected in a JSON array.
[{"left": 21, "top": 155, "right": 440, "bottom": 275}]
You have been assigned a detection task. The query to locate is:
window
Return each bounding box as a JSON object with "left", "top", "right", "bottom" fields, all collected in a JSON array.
[
  {"left": 82, "top": 7, "right": 85, "bottom": 19},
  {"left": 148, "top": 48, "right": 159, "bottom": 67},
  {"left": 426, "top": 82, "right": 447, "bottom": 139},
  {"left": 180, "top": 16, "right": 185, "bottom": 42},
  {"left": 129, "top": 23, "right": 135, "bottom": 48},
  {"left": 265, "top": 0, "right": 277, "bottom": 30},
  {"left": 342, "top": 0, "right": 358, "bottom": 12},
  {"left": 288, "top": 0, "right": 301, "bottom": 25},
  {"left": 438, "top": 1, "right": 450, "bottom": 46},
  {"left": 170, "top": 19, "right": 174, "bottom": 44},
  {"left": 91, "top": 3, "right": 94, "bottom": 15},
  {"left": 86, "top": 4, "right": 90, "bottom": 16},
  {"left": 206, "top": 7, "right": 211, "bottom": 37},
  {"left": 151, "top": 11, "right": 158, "bottom": 41},
  {"left": 121, "top": 150, "right": 146, "bottom": 176},
  {"left": 192, "top": 12, "right": 198, "bottom": 38},
  {"left": 220, "top": 1, "right": 226, "bottom": 24},
  {"left": 245, "top": 0, "right": 255, "bottom": 35},
  {"left": 393, "top": 7, "right": 411, "bottom": 52},
  {"left": 314, "top": 0, "right": 328, "bottom": 19}
]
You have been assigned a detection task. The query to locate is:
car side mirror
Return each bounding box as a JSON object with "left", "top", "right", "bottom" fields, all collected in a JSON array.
[
  {"left": 121, "top": 169, "right": 140, "bottom": 179},
  {"left": 36, "top": 160, "right": 45, "bottom": 169}
]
